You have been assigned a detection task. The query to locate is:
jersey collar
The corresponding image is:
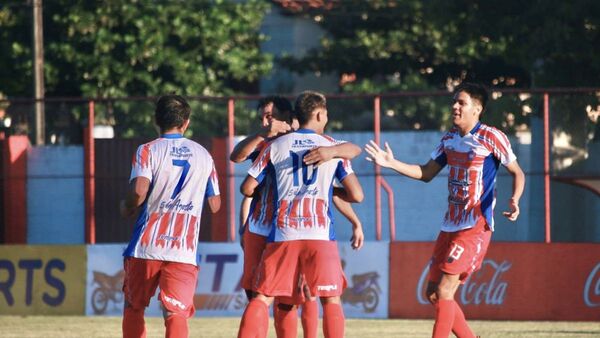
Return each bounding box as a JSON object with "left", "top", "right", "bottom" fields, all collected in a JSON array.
[
  {"left": 296, "top": 128, "right": 316, "bottom": 134},
  {"left": 161, "top": 133, "right": 184, "bottom": 139},
  {"left": 469, "top": 122, "right": 482, "bottom": 135}
]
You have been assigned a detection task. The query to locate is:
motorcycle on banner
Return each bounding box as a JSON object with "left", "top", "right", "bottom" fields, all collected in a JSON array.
[
  {"left": 91, "top": 270, "right": 125, "bottom": 314},
  {"left": 341, "top": 259, "right": 381, "bottom": 313}
]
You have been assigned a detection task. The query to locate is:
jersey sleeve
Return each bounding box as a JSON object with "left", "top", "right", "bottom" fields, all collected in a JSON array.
[
  {"left": 485, "top": 128, "right": 517, "bottom": 166},
  {"left": 246, "top": 140, "right": 267, "bottom": 162},
  {"left": 129, "top": 143, "right": 153, "bottom": 182},
  {"left": 247, "top": 143, "right": 271, "bottom": 184},
  {"left": 205, "top": 161, "right": 220, "bottom": 197},
  {"left": 430, "top": 136, "right": 448, "bottom": 167},
  {"left": 335, "top": 159, "right": 354, "bottom": 182}
]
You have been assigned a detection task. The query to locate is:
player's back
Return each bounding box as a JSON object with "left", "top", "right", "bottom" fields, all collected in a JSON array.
[
  {"left": 124, "top": 135, "right": 219, "bottom": 265},
  {"left": 258, "top": 129, "right": 353, "bottom": 242}
]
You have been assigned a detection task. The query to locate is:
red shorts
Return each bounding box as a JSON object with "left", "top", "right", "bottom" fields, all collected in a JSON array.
[
  {"left": 241, "top": 228, "right": 268, "bottom": 291},
  {"left": 123, "top": 257, "right": 198, "bottom": 318},
  {"left": 254, "top": 240, "right": 347, "bottom": 299},
  {"left": 428, "top": 218, "right": 492, "bottom": 283}
]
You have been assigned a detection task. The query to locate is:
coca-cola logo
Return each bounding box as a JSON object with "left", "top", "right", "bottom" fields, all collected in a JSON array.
[
  {"left": 417, "top": 259, "right": 511, "bottom": 305},
  {"left": 583, "top": 263, "right": 600, "bottom": 307}
]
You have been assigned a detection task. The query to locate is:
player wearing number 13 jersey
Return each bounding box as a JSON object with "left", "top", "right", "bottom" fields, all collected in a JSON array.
[
  {"left": 120, "top": 94, "right": 221, "bottom": 338},
  {"left": 238, "top": 91, "right": 364, "bottom": 338},
  {"left": 365, "top": 83, "right": 525, "bottom": 338}
]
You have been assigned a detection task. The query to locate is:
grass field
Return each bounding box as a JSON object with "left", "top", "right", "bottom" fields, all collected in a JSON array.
[{"left": 0, "top": 316, "right": 599, "bottom": 338}]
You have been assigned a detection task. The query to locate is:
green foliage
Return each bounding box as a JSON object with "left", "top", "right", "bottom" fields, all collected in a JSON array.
[
  {"left": 0, "top": 0, "right": 272, "bottom": 137},
  {"left": 278, "top": 0, "right": 600, "bottom": 133}
]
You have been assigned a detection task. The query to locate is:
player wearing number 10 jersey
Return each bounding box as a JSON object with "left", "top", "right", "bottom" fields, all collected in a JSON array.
[
  {"left": 237, "top": 91, "right": 364, "bottom": 338},
  {"left": 120, "top": 94, "right": 221, "bottom": 338}
]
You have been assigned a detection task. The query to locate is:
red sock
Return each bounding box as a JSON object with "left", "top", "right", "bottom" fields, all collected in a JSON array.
[
  {"left": 165, "top": 313, "right": 188, "bottom": 338},
  {"left": 238, "top": 298, "right": 269, "bottom": 338},
  {"left": 322, "top": 303, "right": 344, "bottom": 338},
  {"left": 123, "top": 307, "right": 146, "bottom": 338},
  {"left": 452, "top": 302, "right": 476, "bottom": 338},
  {"left": 433, "top": 299, "right": 455, "bottom": 338},
  {"left": 301, "top": 300, "right": 319, "bottom": 338},
  {"left": 274, "top": 300, "right": 298, "bottom": 338}
]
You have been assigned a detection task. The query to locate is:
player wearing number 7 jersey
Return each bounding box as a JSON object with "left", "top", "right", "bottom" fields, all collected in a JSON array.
[
  {"left": 120, "top": 94, "right": 221, "bottom": 338},
  {"left": 237, "top": 91, "right": 364, "bottom": 338}
]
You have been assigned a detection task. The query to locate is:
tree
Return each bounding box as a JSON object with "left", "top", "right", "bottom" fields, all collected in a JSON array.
[
  {"left": 0, "top": 0, "right": 272, "bottom": 137},
  {"left": 275, "top": 0, "right": 600, "bottom": 137}
]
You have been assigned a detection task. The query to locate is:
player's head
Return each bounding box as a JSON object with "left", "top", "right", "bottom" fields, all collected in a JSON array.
[
  {"left": 452, "top": 82, "right": 488, "bottom": 131},
  {"left": 294, "top": 90, "right": 328, "bottom": 131},
  {"left": 257, "top": 95, "right": 294, "bottom": 127},
  {"left": 155, "top": 94, "right": 191, "bottom": 133}
]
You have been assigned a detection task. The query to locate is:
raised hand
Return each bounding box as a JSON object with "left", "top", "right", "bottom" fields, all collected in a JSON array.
[
  {"left": 365, "top": 140, "right": 395, "bottom": 168},
  {"left": 262, "top": 119, "right": 292, "bottom": 138}
]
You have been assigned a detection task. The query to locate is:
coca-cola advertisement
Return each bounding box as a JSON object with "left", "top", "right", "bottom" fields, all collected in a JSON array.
[{"left": 389, "top": 242, "right": 600, "bottom": 321}]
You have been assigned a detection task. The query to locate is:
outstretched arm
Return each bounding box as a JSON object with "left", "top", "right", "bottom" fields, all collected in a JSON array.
[
  {"left": 333, "top": 195, "right": 364, "bottom": 250},
  {"left": 502, "top": 160, "right": 525, "bottom": 221},
  {"left": 364, "top": 140, "right": 443, "bottom": 182},
  {"left": 120, "top": 177, "right": 150, "bottom": 218},
  {"left": 303, "top": 142, "right": 362, "bottom": 166}
]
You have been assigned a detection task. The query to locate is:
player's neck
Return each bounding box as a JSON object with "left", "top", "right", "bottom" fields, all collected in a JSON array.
[
  {"left": 457, "top": 120, "right": 480, "bottom": 136},
  {"left": 160, "top": 127, "right": 186, "bottom": 136}
]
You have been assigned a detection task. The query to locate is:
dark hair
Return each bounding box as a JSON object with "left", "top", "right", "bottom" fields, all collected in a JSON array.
[
  {"left": 294, "top": 90, "right": 326, "bottom": 126},
  {"left": 155, "top": 94, "right": 191, "bottom": 131},
  {"left": 257, "top": 95, "right": 294, "bottom": 125},
  {"left": 454, "top": 82, "right": 489, "bottom": 112}
]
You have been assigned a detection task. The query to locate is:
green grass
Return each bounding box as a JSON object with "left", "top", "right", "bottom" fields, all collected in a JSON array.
[{"left": 0, "top": 316, "right": 599, "bottom": 337}]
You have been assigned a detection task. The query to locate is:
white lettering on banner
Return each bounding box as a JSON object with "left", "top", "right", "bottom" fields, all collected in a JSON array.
[
  {"left": 584, "top": 263, "right": 600, "bottom": 307},
  {"left": 416, "top": 261, "right": 431, "bottom": 305},
  {"left": 460, "top": 260, "right": 511, "bottom": 305},
  {"left": 415, "top": 259, "right": 511, "bottom": 305}
]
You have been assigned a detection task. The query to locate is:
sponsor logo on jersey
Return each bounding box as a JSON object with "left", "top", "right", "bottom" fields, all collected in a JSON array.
[
  {"left": 160, "top": 198, "right": 194, "bottom": 212},
  {"left": 292, "top": 139, "right": 315, "bottom": 148},
  {"left": 170, "top": 146, "right": 192, "bottom": 157}
]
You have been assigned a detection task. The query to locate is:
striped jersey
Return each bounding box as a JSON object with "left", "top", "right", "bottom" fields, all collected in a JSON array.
[
  {"left": 123, "top": 134, "right": 220, "bottom": 265},
  {"left": 243, "top": 140, "right": 276, "bottom": 237},
  {"left": 248, "top": 129, "right": 354, "bottom": 242},
  {"left": 431, "top": 122, "right": 516, "bottom": 232}
]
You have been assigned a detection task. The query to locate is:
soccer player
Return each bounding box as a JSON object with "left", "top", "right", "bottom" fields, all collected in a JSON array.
[
  {"left": 237, "top": 90, "right": 364, "bottom": 338},
  {"left": 365, "top": 82, "right": 525, "bottom": 338},
  {"left": 119, "top": 94, "right": 221, "bottom": 338},
  {"left": 231, "top": 95, "right": 364, "bottom": 338}
]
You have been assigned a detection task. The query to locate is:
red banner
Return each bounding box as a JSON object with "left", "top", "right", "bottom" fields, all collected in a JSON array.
[{"left": 389, "top": 242, "right": 600, "bottom": 321}]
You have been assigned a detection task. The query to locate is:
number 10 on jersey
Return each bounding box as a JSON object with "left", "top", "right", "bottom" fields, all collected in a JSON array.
[{"left": 290, "top": 151, "right": 318, "bottom": 187}]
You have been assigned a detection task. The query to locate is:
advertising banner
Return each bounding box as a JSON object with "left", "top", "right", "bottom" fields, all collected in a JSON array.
[
  {"left": 0, "top": 245, "right": 86, "bottom": 315},
  {"left": 339, "top": 242, "right": 389, "bottom": 318},
  {"left": 389, "top": 242, "right": 600, "bottom": 321},
  {"left": 86, "top": 242, "right": 389, "bottom": 318}
]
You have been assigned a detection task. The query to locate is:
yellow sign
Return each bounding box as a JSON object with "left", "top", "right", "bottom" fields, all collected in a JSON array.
[{"left": 0, "top": 245, "right": 86, "bottom": 315}]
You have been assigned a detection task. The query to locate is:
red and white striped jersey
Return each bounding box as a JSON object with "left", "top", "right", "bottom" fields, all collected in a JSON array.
[
  {"left": 245, "top": 140, "right": 276, "bottom": 237},
  {"left": 431, "top": 122, "right": 516, "bottom": 232},
  {"left": 248, "top": 129, "right": 354, "bottom": 242},
  {"left": 123, "top": 134, "right": 220, "bottom": 265}
]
